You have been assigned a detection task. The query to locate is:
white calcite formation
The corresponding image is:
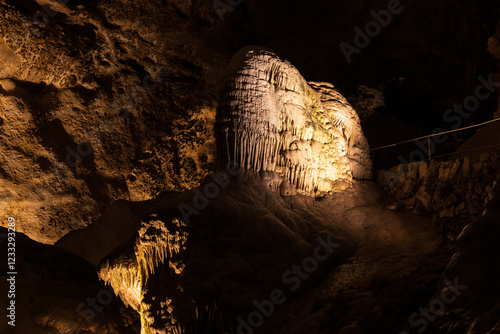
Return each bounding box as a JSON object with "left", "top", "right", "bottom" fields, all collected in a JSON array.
[
  {"left": 215, "top": 47, "right": 372, "bottom": 195},
  {"left": 91, "top": 48, "right": 373, "bottom": 334},
  {"left": 309, "top": 81, "right": 373, "bottom": 180},
  {"left": 98, "top": 214, "right": 190, "bottom": 333},
  {"left": 94, "top": 184, "right": 359, "bottom": 334}
]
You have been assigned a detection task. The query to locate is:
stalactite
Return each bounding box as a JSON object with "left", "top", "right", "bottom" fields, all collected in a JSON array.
[
  {"left": 215, "top": 47, "right": 372, "bottom": 194},
  {"left": 98, "top": 216, "right": 191, "bottom": 333},
  {"left": 97, "top": 47, "right": 374, "bottom": 334}
]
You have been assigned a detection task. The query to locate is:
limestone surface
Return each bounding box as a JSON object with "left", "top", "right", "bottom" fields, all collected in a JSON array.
[{"left": 215, "top": 47, "right": 372, "bottom": 195}]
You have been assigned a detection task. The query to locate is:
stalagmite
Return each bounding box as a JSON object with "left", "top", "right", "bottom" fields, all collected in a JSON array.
[
  {"left": 96, "top": 46, "right": 371, "bottom": 334},
  {"left": 215, "top": 46, "right": 372, "bottom": 195},
  {"left": 98, "top": 215, "right": 190, "bottom": 331}
]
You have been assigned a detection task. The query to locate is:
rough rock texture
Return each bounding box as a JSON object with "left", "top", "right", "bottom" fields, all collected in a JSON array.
[
  {"left": 309, "top": 81, "right": 373, "bottom": 180},
  {"left": 0, "top": 2, "right": 376, "bottom": 245},
  {"left": 57, "top": 48, "right": 372, "bottom": 332},
  {"left": 0, "top": 227, "right": 138, "bottom": 334},
  {"left": 1, "top": 1, "right": 500, "bottom": 333},
  {"left": 91, "top": 175, "right": 359, "bottom": 333},
  {"left": 215, "top": 47, "right": 372, "bottom": 195},
  {"left": 377, "top": 152, "right": 500, "bottom": 236},
  {"left": 0, "top": 0, "right": 223, "bottom": 244},
  {"left": 64, "top": 177, "right": 452, "bottom": 334},
  {"left": 421, "top": 175, "right": 500, "bottom": 333},
  {"left": 347, "top": 85, "right": 386, "bottom": 121},
  {"left": 1, "top": 0, "right": 498, "bottom": 245}
]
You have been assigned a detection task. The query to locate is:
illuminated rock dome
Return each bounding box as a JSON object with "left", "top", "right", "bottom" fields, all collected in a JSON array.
[{"left": 215, "top": 47, "right": 372, "bottom": 195}]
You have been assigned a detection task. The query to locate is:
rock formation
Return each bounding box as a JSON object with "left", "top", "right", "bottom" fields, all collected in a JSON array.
[
  {"left": 419, "top": 174, "right": 500, "bottom": 333},
  {"left": 378, "top": 152, "right": 500, "bottom": 236},
  {"left": 54, "top": 47, "right": 374, "bottom": 333},
  {"left": 1, "top": 1, "right": 499, "bottom": 334},
  {"left": 309, "top": 81, "right": 373, "bottom": 180},
  {"left": 0, "top": 227, "right": 139, "bottom": 334},
  {"left": 215, "top": 47, "right": 372, "bottom": 195},
  {"left": 0, "top": 0, "right": 497, "bottom": 245},
  {"left": 0, "top": 0, "right": 222, "bottom": 244},
  {"left": 91, "top": 47, "right": 375, "bottom": 333},
  {"left": 94, "top": 187, "right": 358, "bottom": 333}
]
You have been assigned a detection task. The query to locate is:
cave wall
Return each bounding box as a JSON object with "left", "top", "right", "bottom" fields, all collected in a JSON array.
[
  {"left": 0, "top": 0, "right": 224, "bottom": 244},
  {"left": 1, "top": 0, "right": 499, "bottom": 244},
  {"left": 0, "top": 226, "right": 139, "bottom": 333},
  {"left": 377, "top": 151, "right": 500, "bottom": 236}
]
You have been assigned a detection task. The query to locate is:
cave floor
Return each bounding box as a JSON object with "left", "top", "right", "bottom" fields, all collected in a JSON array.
[{"left": 259, "top": 182, "right": 452, "bottom": 334}]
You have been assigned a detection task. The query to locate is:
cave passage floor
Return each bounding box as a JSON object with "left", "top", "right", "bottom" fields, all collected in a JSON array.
[{"left": 259, "top": 182, "right": 450, "bottom": 334}]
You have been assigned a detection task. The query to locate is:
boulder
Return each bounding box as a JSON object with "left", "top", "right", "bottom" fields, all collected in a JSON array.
[
  {"left": 461, "top": 157, "right": 471, "bottom": 175},
  {"left": 455, "top": 202, "right": 467, "bottom": 215},
  {"left": 439, "top": 206, "right": 455, "bottom": 218},
  {"left": 443, "top": 193, "right": 459, "bottom": 208}
]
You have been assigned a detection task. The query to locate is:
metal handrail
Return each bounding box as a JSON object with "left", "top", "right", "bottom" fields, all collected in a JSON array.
[{"left": 370, "top": 117, "right": 500, "bottom": 152}]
